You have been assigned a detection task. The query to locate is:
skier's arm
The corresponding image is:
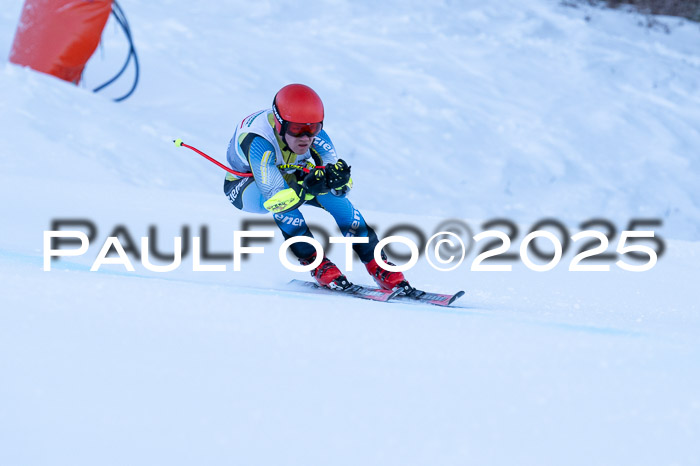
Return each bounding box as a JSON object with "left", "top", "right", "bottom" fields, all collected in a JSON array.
[
  {"left": 246, "top": 137, "right": 287, "bottom": 200},
  {"left": 312, "top": 130, "right": 352, "bottom": 196},
  {"left": 246, "top": 136, "right": 312, "bottom": 213},
  {"left": 312, "top": 130, "right": 338, "bottom": 165}
]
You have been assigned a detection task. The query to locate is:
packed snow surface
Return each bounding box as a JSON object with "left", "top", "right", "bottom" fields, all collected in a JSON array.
[{"left": 1, "top": 1, "right": 699, "bottom": 465}]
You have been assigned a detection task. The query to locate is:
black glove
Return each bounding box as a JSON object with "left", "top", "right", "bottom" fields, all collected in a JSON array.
[
  {"left": 325, "top": 159, "right": 351, "bottom": 190},
  {"left": 302, "top": 168, "right": 330, "bottom": 197}
]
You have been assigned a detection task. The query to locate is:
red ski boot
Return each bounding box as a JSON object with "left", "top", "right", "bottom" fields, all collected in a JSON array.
[
  {"left": 300, "top": 253, "right": 350, "bottom": 290},
  {"left": 365, "top": 252, "right": 408, "bottom": 291}
]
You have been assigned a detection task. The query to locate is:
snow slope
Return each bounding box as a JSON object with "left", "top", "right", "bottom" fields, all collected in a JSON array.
[{"left": 1, "top": 1, "right": 700, "bottom": 465}]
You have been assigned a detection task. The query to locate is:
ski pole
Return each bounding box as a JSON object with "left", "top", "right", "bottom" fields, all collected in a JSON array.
[
  {"left": 174, "top": 138, "right": 253, "bottom": 177},
  {"left": 173, "top": 139, "right": 326, "bottom": 177}
]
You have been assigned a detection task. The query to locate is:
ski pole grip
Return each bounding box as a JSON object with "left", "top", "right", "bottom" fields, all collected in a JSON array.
[{"left": 173, "top": 138, "right": 184, "bottom": 147}]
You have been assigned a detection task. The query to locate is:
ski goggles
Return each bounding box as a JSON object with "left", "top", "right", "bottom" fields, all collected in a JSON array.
[{"left": 285, "top": 121, "right": 323, "bottom": 138}]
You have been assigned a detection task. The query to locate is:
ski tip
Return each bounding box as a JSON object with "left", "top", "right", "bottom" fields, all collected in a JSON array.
[{"left": 448, "top": 291, "right": 466, "bottom": 305}]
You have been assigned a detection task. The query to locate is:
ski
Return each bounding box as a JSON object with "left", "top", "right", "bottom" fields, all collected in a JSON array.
[
  {"left": 393, "top": 282, "right": 465, "bottom": 307},
  {"left": 288, "top": 279, "right": 465, "bottom": 307},
  {"left": 397, "top": 290, "right": 465, "bottom": 306},
  {"left": 288, "top": 279, "right": 401, "bottom": 302}
]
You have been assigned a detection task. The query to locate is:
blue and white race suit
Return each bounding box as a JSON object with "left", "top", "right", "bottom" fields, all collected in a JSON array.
[{"left": 223, "top": 109, "right": 379, "bottom": 261}]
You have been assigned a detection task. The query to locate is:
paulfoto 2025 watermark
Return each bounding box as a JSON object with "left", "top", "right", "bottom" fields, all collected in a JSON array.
[{"left": 43, "top": 217, "right": 665, "bottom": 273}]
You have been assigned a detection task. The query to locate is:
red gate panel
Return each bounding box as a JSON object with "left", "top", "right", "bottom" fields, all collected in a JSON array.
[{"left": 9, "top": 0, "right": 113, "bottom": 84}]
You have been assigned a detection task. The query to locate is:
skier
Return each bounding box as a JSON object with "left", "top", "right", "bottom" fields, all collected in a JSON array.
[{"left": 224, "top": 83, "right": 409, "bottom": 291}]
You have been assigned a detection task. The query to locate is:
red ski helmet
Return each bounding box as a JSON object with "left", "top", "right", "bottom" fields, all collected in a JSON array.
[{"left": 272, "top": 84, "right": 324, "bottom": 137}]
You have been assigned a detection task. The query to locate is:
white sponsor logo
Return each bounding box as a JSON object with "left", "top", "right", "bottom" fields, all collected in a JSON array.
[
  {"left": 228, "top": 179, "right": 247, "bottom": 201},
  {"left": 346, "top": 209, "right": 361, "bottom": 237},
  {"left": 274, "top": 213, "right": 305, "bottom": 226},
  {"left": 313, "top": 136, "right": 334, "bottom": 154}
]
